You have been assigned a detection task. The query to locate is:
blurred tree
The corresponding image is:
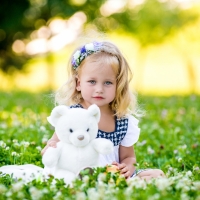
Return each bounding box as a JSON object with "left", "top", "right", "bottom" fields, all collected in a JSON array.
[
  {"left": 106, "top": 0, "right": 198, "bottom": 46},
  {"left": 0, "top": 0, "right": 30, "bottom": 73},
  {"left": 0, "top": 0, "right": 106, "bottom": 74},
  {"left": 0, "top": 0, "right": 198, "bottom": 78},
  {"left": 101, "top": 0, "right": 199, "bottom": 91}
]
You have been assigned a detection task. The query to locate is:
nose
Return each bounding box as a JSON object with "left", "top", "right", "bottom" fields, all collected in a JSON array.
[
  {"left": 77, "top": 135, "right": 84, "bottom": 140},
  {"left": 96, "top": 83, "right": 103, "bottom": 93}
]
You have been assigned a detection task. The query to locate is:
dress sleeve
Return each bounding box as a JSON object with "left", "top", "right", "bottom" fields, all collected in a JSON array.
[{"left": 120, "top": 115, "right": 140, "bottom": 147}]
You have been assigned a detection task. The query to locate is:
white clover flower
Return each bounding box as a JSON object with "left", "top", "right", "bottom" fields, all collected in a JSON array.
[
  {"left": 176, "top": 177, "right": 191, "bottom": 189},
  {"left": 182, "top": 185, "right": 190, "bottom": 192},
  {"left": 181, "top": 176, "right": 191, "bottom": 184},
  {"left": 79, "top": 182, "right": 86, "bottom": 190},
  {"left": 180, "top": 193, "right": 190, "bottom": 200},
  {"left": 12, "top": 139, "right": 18, "bottom": 143},
  {"left": 42, "top": 137, "right": 48, "bottom": 144},
  {"left": 12, "top": 181, "right": 23, "bottom": 192},
  {"left": 87, "top": 188, "right": 100, "bottom": 200},
  {"left": 126, "top": 176, "right": 140, "bottom": 186},
  {"left": 42, "top": 188, "right": 49, "bottom": 194},
  {"left": 31, "top": 141, "right": 36, "bottom": 145},
  {"left": 0, "top": 141, "right": 6, "bottom": 148},
  {"left": 177, "top": 157, "right": 182, "bottom": 163},
  {"left": 168, "top": 167, "right": 178, "bottom": 175},
  {"left": 168, "top": 167, "right": 173, "bottom": 171},
  {"left": 127, "top": 177, "right": 147, "bottom": 189},
  {"left": 11, "top": 151, "right": 17, "bottom": 156},
  {"left": 193, "top": 166, "right": 199, "bottom": 171},
  {"left": 85, "top": 43, "right": 94, "bottom": 51},
  {"left": 36, "top": 146, "right": 42, "bottom": 151},
  {"left": 173, "top": 149, "right": 178, "bottom": 154},
  {"left": 29, "top": 124, "right": 34, "bottom": 129},
  {"left": 1, "top": 123, "right": 7, "bottom": 129},
  {"left": 5, "top": 146, "right": 9, "bottom": 150},
  {"left": 13, "top": 142, "right": 20, "bottom": 147},
  {"left": 148, "top": 193, "right": 160, "bottom": 200},
  {"left": 73, "top": 50, "right": 81, "bottom": 60},
  {"left": 97, "top": 173, "right": 106, "bottom": 182},
  {"left": 17, "top": 191, "right": 25, "bottom": 199},
  {"left": 53, "top": 191, "right": 62, "bottom": 200},
  {"left": 155, "top": 178, "right": 173, "bottom": 191},
  {"left": 21, "top": 141, "right": 30, "bottom": 148},
  {"left": 136, "top": 140, "right": 146, "bottom": 146},
  {"left": 185, "top": 170, "right": 192, "bottom": 177},
  {"left": 29, "top": 186, "right": 43, "bottom": 200},
  {"left": 0, "top": 184, "right": 7, "bottom": 193},
  {"left": 75, "top": 191, "right": 86, "bottom": 200},
  {"left": 181, "top": 144, "right": 187, "bottom": 149},
  {"left": 82, "top": 175, "right": 89, "bottom": 184},
  {"left": 124, "top": 187, "right": 133, "bottom": 198},
  {"left": 6, "top": 191, "right": 12, "bottom": 197},
  {"left": 135, "top": 179, "right": 147, "bottom": 189},
  {"left": 40, "top": 126, "right": 46, "bottom": 131},
  {"left": 97, "top": 181, "right": 106, "bottom": 196},
  {"left": 49, "top": 183, "right": 57, "bottom": 192},
  {"left": 193, "top": 181, "right": 200, "bottom": 190},
  {"left": 147, "top": 146, "right": 155, "bottom": 154}
]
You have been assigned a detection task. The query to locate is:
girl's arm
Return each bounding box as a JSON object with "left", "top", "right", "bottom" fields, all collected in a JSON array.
[
  {"left": 41, "top": 132, "right": 60, "bottom": 155},
  {"left": 48, "top": 132, "right": 59, "bottom": 143},
  {"left": 113, "top": 145, "right": 136, "bottom": 179}
]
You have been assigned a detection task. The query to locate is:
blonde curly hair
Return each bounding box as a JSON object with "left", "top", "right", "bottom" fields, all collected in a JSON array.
[{"left": 55, "top": 41, "right": 138, "bottom": 118}]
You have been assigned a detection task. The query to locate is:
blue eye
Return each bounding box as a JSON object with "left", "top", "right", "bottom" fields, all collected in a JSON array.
[
  {"left": 89, "top": 80, "right": 96, "bottom": 84},
  {"left": 105, "top": 81, "right": 112, "bottom": 85}
]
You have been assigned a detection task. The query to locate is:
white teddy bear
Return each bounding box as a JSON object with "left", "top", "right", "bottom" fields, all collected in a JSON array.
[{"left": 42, "top": 104, "right": 114, "bottom": 184}]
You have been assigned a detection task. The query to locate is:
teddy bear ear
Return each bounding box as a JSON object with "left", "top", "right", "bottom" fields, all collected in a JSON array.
[
  {"left": 47, "top": 105, "right": 69, "bottom": 127},
  {"left": 87, "top": 104, "right": 100, "bottom": 123}
]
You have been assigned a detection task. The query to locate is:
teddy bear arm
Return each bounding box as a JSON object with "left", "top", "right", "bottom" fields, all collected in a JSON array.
[
  {"left": 42, "top": 146, "right": 61, "bottom": 168},
  {"left": 92, "top": 138, "right": 114, "bottom": 155}
]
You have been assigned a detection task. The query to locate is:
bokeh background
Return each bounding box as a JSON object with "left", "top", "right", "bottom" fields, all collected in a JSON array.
[{"left": 0, "top": 0, "right": 200, "bottom": 95}]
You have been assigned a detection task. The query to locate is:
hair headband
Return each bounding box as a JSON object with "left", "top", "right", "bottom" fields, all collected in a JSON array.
[{"left": 71, "top": 41, "right": 102, "bottom": 69}]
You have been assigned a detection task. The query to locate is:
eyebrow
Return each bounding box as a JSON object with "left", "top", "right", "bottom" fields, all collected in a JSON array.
[{"left": 87, "top": 77, "right": 115, "bottom": 81}]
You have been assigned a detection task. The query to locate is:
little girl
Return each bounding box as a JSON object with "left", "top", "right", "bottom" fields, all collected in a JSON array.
[{"left": 42, "top": 41, "right": 165, "bottom": 180}]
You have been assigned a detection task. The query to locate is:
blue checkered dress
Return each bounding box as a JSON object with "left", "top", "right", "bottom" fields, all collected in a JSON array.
[{"left": 70, "top": 104, "right": 129, "bottom": 146}]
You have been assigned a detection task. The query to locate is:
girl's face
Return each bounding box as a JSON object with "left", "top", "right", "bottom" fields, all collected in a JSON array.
[{"left": 76, "top": 60, "right": 117, "bottom": 109}]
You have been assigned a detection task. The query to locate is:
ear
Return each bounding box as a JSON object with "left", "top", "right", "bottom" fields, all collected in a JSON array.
[
  {"left": 47, "top": 105, "right": 69, "bottom": 127},
  {"left": 76, "top": 76, "right": 81, "bottom": 91},
  {"left": 88, "top": 104, "right": 100, "bottom": 123}
]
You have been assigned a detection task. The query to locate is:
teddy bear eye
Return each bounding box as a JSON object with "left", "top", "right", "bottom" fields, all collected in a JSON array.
[
  {"left": 69, "top": 129, "right": 73, "bottom": 133},
  {"left": 86, "top": 128, "right": 89, "bottom": 132}
]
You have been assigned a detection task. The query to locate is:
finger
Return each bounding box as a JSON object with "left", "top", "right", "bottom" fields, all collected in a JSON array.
[
  {"left": 48, "top": 141, "right": 57, "bottom": 147},
  {"left": 112, "top": 161, "right": 119, "bottom": 166},
  {"left": 126, "top": 172, "right": 131, "bottom": 179},
  {"left": 49, "top": 143, "right": 57, "bottom": 148},
  {"left": 118, "top": 163, "right": 126, "bottom": 170},
  {"left": 123, "top": 171, "right": 131, "bottom": 179},
  {"left": 120, "top": 166, "right": 128, "bottom": 174}
]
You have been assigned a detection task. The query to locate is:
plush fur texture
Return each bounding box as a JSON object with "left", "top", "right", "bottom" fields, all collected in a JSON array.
[{"left": 42, "top": 104, "right": 114, "bottom": 184}]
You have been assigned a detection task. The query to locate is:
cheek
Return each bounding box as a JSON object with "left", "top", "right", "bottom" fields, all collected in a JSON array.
[
  {"left": 109, "top": 87, "right": 116, "bottom": 101},
  {"left": 109, "top": 86, "right": 116, "bottom": 95},
  {"left": 80, "top": 88, "right": 89, "bottom": 100},
  {"left": 81, "top": 84, "right": 92, "bottom": 93}
]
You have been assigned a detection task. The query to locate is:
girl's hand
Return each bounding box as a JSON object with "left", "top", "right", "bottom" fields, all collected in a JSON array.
[
  {"left": 41, "top": 140, "right": 57, "bottom": 155},
  {"left": 112, "top": 161, "right": 131, "bottom": 179}
]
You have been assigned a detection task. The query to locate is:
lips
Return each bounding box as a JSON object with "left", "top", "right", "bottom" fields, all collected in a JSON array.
[{"left": 93, "top": 96, "right": 104, "bottom": 99}]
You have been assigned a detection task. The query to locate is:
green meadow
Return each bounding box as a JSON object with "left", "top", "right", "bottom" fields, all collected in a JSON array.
[{"left": 0, "top": 91, "right": 199, "bottom": 199}]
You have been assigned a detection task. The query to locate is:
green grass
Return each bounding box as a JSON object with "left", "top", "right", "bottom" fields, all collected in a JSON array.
[{"left": 0, "top": 91, "right": 199, "bottom": 199}]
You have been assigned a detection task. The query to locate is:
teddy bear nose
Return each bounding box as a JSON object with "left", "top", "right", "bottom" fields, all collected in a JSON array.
[{"left": 77, "top": 135, "right": 84, "bottom": 140}]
